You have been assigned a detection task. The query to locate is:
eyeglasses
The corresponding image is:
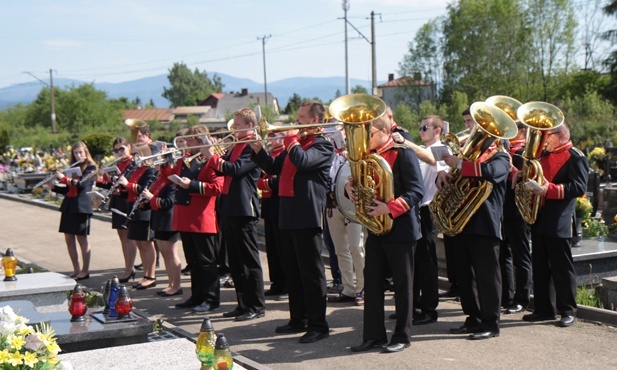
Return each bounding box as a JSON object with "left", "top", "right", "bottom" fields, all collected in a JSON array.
[
  {"left": 113, "top": 147, "right": 126, "bottom": 153},
  {"left": 419, "top": 125, "right": 434, "bottom": 132},
  {"left": 370, "top": 129, "right": 381, "bottom": 137}
]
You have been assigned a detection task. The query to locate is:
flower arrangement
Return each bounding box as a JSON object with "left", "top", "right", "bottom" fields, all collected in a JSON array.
[
  {"left": 575, "top": 195, "right": 593, "bottom": 222},
  {"left": 587, "top": 147, "right": 607, "bottom": 174},
  {"left": 0, "top": 305, "right": 62, "bottom": 369}
]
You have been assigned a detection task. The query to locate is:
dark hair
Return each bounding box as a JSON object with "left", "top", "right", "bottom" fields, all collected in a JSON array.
[
  {"left": 301, "top": 100, "right": 325, "bottom": 122},
  {"left": 113, "top": 137, "right": 130, "bottom": 147},
  {"left": 138, "top": 125, "right": 151, "bottom": 137},
  {"left": 462, "top": 108, "right": 471, "bottom": 116}
]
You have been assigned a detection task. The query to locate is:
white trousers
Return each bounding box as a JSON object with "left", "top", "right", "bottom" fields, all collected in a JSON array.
[{"left": 326, "top": 208, "right": 365, "bottom": 296}]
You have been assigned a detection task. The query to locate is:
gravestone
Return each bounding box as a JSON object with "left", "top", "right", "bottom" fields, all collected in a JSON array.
[{"left": 0, "top": 272, "right": 75, "bottom": 312}]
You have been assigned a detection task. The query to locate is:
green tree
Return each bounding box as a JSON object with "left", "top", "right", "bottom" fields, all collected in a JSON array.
[
  {"left": 442, "top": 0, "right": 532, "bottom": 102},
  {"left": 399, "top": 19, "right": 444, "bottom": 86},
  {"left": 351, "top": 85, "right": 368, "bottom": 94},
  {"left": 393, "top": 103, "right": 418, "bottom": 133},
  {"left": 162, "top": 62, "right": 224, "bottom": 107},
  {"left": 284, "top": 93, "right": 303, "bottom": 114}
]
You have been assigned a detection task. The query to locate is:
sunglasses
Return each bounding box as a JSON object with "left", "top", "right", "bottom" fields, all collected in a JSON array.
[
  {"left": 113, "top": 147, "right": 126, "bottom": 153},
  {"left": 419, "top": 125, "right": 434, "bottom": 132}
]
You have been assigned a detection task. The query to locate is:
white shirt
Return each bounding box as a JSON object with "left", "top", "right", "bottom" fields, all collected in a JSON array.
[{"left": 420, "top": 142, "right": 449, "bottom": 206}]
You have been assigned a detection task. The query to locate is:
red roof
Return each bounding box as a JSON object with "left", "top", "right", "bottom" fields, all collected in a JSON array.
[
  {"left": 378, "top": 76, "right": 434, "bottom": 88},
  {"left": 123, "top": 109, "right": 173, "bottom": 121}
]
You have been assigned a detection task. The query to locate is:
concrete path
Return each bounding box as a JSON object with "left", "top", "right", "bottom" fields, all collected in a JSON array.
[{"left": 2, "top": 195, "right": 617, "bottom": 369}]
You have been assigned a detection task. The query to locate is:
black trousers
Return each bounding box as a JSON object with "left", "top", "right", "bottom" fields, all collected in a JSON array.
[
  {"left": 500, "top": 218, "right": 532, "bottom": 307},
  {"left": 180, "top": 232, "right": 220, "bottom": 305},
  {"left": 224, "top": 217, "right": 265, "bottom": 314},
  {"left": 452, "top": 234, "right": 501, "bottom": 330},
  {"left": 413, "top": 206, "right": 439, "bottom": 316},
  {"left": 264, "top": 218, "right": 287, "bottom": 293},
  {"left": 443, "top": 235, "right": 458, "bottom": 286},
  {"left": 530, "top": 233, "right": 577, "bottom": 317},
  {"left": 279, "top": 228, "right": 329, "bottom": 333},
  {"left": 363, "top": 238, "right": 415, "bottom": 344}
]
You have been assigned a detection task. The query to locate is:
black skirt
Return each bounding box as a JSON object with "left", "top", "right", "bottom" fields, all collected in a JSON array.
[
  {"left": 154, "top": 230, "right": 179, "bottom": 242},
  {"left": 128, "top": 220, "right": 153, "bottom": 241},
  {"left": 59, "top": 213, "right": 91, "bottom": 235},
  {"left": 110, "top": 195, "right": 129, "bottom": 230}
]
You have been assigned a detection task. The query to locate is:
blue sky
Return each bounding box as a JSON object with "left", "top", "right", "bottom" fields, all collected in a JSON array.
[{"left": 0, "top": 0, "right": 449, "bottom": 89}]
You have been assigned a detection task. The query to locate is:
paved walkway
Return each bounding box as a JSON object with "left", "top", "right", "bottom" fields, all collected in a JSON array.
[{"left": 2, "top": 195, "right": 617, "bottom": 369}]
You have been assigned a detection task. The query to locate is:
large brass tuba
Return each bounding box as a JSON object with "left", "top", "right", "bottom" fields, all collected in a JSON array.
[
  {"left": 125, "top": 119, "right": 148, "bottom": 144},
  {"left": 329, "top": 94, "right": 392, "bottom": 236},
  {"left": 514, "top": 101, "right": 564, "bottom": 224},
  {"left": 429, "top": 102, "right": 518, "bottom": 236}
]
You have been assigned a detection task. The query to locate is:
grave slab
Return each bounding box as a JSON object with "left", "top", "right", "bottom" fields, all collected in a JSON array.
[{"left": 0, "top": 272, "right": 75, "bottom": 312}]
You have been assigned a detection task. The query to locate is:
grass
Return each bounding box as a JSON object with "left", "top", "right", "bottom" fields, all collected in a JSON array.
[{"left": 575, "top": 264, "right": 602, "bottom": 309}]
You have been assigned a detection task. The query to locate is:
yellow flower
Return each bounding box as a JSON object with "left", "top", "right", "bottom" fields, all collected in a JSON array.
[
  {"left": 0, "top": 349, "right": 10, "bottom": 362},
  {"left": 7, "top": 351, "right": 24, "bottom": 366},
  {"left": 8, "top": 334, "right": 26, "bottom": 350},
  {"left": 23, "top": 351, "right": 39, "bottom": 368}
]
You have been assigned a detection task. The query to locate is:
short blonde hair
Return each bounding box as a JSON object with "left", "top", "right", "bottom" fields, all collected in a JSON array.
[
  {"left": 234, "top": 108, "right": 257, "bottom": 126},
  {"left": 372, "top": 115, "right": 391, "bottom": 134}
]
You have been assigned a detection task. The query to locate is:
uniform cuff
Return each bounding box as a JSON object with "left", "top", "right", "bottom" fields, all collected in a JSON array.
[
  {"left": 461, "top": 161, "right": 482, "bottom": 177},
  {"left": 387, "top": 197, "right": 410, "bottom": 218},
  {"left": 546, "top": 183, "right": 564, "bottom": 199}
]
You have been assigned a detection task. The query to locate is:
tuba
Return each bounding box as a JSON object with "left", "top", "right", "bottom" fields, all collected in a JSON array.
[
  {"left": 514, "top": 101, "right": 564, "bottom": 224},
  {"left": 329, "top": 94, "right": 392, "bottom": 236},
  {"left": 125, "top": 119, "right": 148, "bottom": 144},
  {"left": 429, "top": 102, "right": 518, "bottom": 236}
]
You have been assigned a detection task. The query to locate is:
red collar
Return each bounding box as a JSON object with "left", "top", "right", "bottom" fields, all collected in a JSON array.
[
  {"left": 551, "top": 141, "right": 573, "bottom": 154},
  {"left": 373, "top": 137, "right": 395, "bottom": 155}
]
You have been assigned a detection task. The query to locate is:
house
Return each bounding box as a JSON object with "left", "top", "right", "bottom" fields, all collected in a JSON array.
[
  {"left": 199, "top": 88, "right": 279, "bottom": 126},
  {"left": 122, "top": 109, "right": 173, "bottom": 126},
  {"left": 376, "top": 73, "right": 437, "bottom": 111},
  {"left": 170, "top": 106, "right": 211, "bottom": 125}
]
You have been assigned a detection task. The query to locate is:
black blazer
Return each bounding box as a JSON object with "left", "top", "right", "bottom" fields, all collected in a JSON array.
[
  {"left": 461, "top": 151, "right": 510, "bottom": 239},
  {"left": 55, "top": 164, "right": 96, "bottom": 215},
  {"left": 369, "top": 146, "right": 424, "bottom": 243},
  {"left": 260, "top": 177, "right": 280, "bottom": 221},
  {"left": 217, "top": 145, "right": 261, "bottom": 219},
  {"left": 503, "top": 147, "right": 525, "bottom": 222},
  {"left": 144, "top": 182, "right": 176, "bottom": 232},
  {"left": 534, "top": 148, "right": 589, "bottom": 238},
  {"left": 253, "top": 136, "right": 333, "bottom": 230}
]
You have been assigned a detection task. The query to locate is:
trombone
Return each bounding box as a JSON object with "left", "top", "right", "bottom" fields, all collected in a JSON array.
[
  {"left": 173, "top": 119, "right": 343, "bottom": 152},
  {"left": 134, "top": 149, "right": 182, "bottom": 167}
]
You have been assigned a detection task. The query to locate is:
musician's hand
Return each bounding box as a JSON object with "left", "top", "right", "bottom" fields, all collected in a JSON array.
[
  {"left": 442, "top": 154, "right": 461, "bottom": 168},
  {"left": 141, "top": 189, "right": 153, "bottom": 201},
  {"left": 250, "top": 141, "right": 263, "bottom": 153},
  {"left": 511, "top": 171, "right": 522, "bottom": 189},
  {"left": 200, "top": 146, "right": 214, "bottom": 160},
  {"left": 117, "top": 176, "right": 128, "bottom": 186},
  {"left": 392, "top": 132, "right": 405, "bottom": 145},
  {"left": 435, "top": 171, "right": 451, "bottom": 190},
  {"left": 532, "top": 180, "right": 549, "bottom": 196},
  {"left": 56, "top": 172, "right": 65, "bottom": 181},
  {"left": 344, "top": 180, "right": 355, "bottom": 202},
  {"left": 178, "top": 177, "right": 191, "bottom": 189},
  {"left": 366, "top": 199, "right": 390, "bottom": 217}
]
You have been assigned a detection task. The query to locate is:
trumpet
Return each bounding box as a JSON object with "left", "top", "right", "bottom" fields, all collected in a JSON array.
[
  {"left": 442, "top": 129, "right": 470, "bottom": 155},
  {"left": 33, "top": 158, "right": 86, "bottom": 189}
]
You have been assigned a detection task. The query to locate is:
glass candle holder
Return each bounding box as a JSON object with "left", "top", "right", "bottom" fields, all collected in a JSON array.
[
  {"left": 2, "top": 248, "right": 18, "bottom": 281},
  {"left": 68, "top": 285, "right": 87, "bottom": 322}
]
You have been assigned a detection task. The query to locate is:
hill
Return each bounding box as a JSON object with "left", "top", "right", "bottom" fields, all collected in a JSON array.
[{"left": 0, "top": 73, "right": 376, "bottom": 110}]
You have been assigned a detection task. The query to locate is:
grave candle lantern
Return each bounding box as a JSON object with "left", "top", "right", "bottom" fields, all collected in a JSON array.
[
  {"left": 68, "top": 285, "right": 87, "bottom": 322},
  {"left": 213, "top": 333, "right": 233, "bottom": 370},
  {"left": 2, "top": 248, "right": 18, "bottom": 281},
  {"left": 114, "top": 285, "right": 133, "bottom": 319},
  {"left": 196, "top": 317, "right": 217, "bottom": 369}
]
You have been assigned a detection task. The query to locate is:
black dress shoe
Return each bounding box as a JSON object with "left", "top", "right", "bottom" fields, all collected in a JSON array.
[
  {"left": 159, "top": 289, "right": 184, "bottom": 297},
  {"left": 505, "top": 304, "right": 524, "bottom": 314},
  {"left": 412, "top": 313, "right": 437, "bottom": 326},
  {"left": 350, "top": 339, "right": 388, "bottom": 352},
  {"left": 191, "top": 302, "right": 220, "bottom": 313},
  {"left": 439, "top": 284, "right": 459, "bottom": 298},
  {"left": 222, "top": 308, "right": 245, "bottom": 318},
  {"left": 275, "top": 323, "right": 307, "bottom": 334},
  {"left": 522, "top": 313, "right": 557, "bottom": 322},
  {"left": 299, "top": 331, "right": 329, "bottom": 343},
  {"left": 558, "top": 315, "right": 576, "bottom": 327},
  {"left": 264, "top": 289, "right": 286, "bottom": 296},
  {"left": 235, "top": 311, "right": 265, "bottom": 321},
  {"left": 328, "top": 293, "right": 355, "bottom": 303},
  {"left": 469, "top": 330, "right": 500, "bottom": 340},
  {"left": 450, "top": 324, "right": 480, "bottom": 334},
  {"left": 175, "top": 298, "right": 202, "bottom": 309},
  {"left": 134, "top": 264, "right": 144, "bottom": 271},
  {"left": 384, "top": 342, "right": 410, "bottom": 352}
]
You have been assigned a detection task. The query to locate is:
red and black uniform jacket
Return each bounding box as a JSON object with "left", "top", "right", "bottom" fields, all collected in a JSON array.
[
  {"left": 172, "top": 156, "right": 223, "bottom": 234},
  {"left": 97, "top": 157, "right": 135, "bottom": 213},
  {"left": 207, "top": 133, "right": 261, "bottom": 219},
  {"left": 257, "top": 145, "right": 285, "bottom": 221},
  {"left": 252, "top": 134, "right": 333, "bottom": 230},
  {"left": 142, "top": 176, "right": 176, "bottom": 232},
  {"left": 124, "top": 166, "right": 157, "bottom": 222},
  {"left": 54, "top": 164, "right": 96, "bottom": 215},
  {"left": 503, "top": 138, "right": 526, "bottom": 222}
]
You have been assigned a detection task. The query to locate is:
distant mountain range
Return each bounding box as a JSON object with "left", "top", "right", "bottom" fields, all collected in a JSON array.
[{"left": 0, "top": 73, "right": 380, "bottom": 110}]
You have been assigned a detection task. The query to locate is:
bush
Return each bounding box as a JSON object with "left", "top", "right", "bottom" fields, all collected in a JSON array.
[{"left": 82, "top": 132, "right": 115, "bottom": 157}]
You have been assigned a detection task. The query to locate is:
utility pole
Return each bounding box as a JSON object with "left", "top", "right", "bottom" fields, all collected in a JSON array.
[
  {"left": 23, "top": 70, "right": 57, "bottom": 133},
  {"left": 49, "top": 69, "right": 57, "bottom": 134},
  {"left": 258, "top": 34, "right": 272, "bottom": 107},
  {"left": 370, "top": 11, "right": 376, "bottom": 95},
  {"left": 343, "top": 0, "right": 350, "bottom": 95}
]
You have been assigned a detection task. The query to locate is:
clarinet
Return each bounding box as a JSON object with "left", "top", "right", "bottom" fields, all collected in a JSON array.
[
  {"left": 99, "top": 161, "right": 136, "bottom": 212},
  {"left": 122, "top": 175, "right": 157, "bottom": 228}
]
